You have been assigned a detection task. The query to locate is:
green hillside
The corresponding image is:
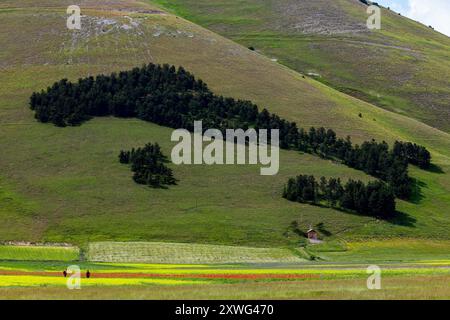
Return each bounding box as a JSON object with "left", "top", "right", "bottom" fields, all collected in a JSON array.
[
  {"left": 0, "top": 0, "right": 449, "bottom": 249},
  {"left": 151, "top": 0, "right": 450, "bottom": 133}
]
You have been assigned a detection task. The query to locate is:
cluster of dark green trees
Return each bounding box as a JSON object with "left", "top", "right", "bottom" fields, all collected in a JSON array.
[
  {"left": 30, "top": 63, "right": 431, "bottom": 201},
  {"left": 283, "top": 175, "right": 396, "bottom": 219},
  {"left": 393, "top": 141, "right": 431, "bottom": 170},
  {"left": 119, "top": 143, "right": 176, "bottom": 188},
  {"left": 296, "top": 128, "right": 431, "bottom": 199},
  {"left": 29, "top": 63, "right": 297, "bottom": 145}
]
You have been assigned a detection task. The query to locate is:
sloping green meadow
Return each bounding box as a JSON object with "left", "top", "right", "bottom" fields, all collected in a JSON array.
[
  {"left": 150, "top": 0, "right": 450, "bottom": 132},
  {"left": 0, "top": 1, "right": 449, "bottom": 251}
]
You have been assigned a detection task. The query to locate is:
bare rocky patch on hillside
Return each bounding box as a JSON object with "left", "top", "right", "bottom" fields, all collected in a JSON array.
[{"left": 272, "top": 0, "right": 368, "bottom": 35}]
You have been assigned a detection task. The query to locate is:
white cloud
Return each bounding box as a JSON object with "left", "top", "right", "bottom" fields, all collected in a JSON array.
[{"left": 407, "top": 0, "right": 450, "bottom": 36}]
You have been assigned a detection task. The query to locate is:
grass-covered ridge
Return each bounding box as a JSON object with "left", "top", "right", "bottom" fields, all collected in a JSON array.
[
  {"left": 150, "top": 0, "right": 450, "bottom": 133},
  {"left": 0, "top": 0, "right": 449, "bottom": 248}
]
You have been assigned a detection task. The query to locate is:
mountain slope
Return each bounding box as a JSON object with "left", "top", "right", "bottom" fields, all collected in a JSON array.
[
  {"left": 151, "top": 0, "right": 450, "bottom": 132},
  {"left": 0, "top": 0, "right": 449, "bottom": 246}
]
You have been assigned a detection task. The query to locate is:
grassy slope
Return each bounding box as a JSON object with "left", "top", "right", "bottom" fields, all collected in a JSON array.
[
  {"left": 150, "top": 0, "right": 450, "bottom": 133},
  {"left": 0, "top": 0, "right": 449, "bottom": 250}
]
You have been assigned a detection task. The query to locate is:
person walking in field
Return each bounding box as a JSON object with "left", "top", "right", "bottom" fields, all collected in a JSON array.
[
  {"left": 63, "top": 270, "right": 67, "bottom": 278},
  {"left": 86, "top": 270, "right": 91, "bottom": 279}
]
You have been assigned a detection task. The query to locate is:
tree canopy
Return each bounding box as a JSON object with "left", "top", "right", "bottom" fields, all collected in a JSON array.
[
  {"left": 30, "top": 63, "right": 431, "bottom": 201},
  {"left": 119, "top": 143, "right": 176, "bottom": 188},
  {"left": 283, "top": 175, "right": 396, "bottom": 219}
]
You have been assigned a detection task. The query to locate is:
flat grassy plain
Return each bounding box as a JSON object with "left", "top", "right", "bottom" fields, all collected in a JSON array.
[
  {"left": 2, "top": 275, "right": 448, "bottom": 299},
  {"left": 0, "top": 245, "right": 79, "bottom": 261},
  {"left": 87, "top": 241, "right": 450, "bottom": 264},
  {"left": 308, "top": 239, "right": 450, "bottom": 263},
  {"left": 0, "top": 259, "right": 448, "bottom": 299},
  {"left": 87, "top": 242, "right": 307, "bottom": 263},
  {"left": 0, "top": 244, "right": 449, "bottom": 299},
  {"left": 150, "top": 0, "right": 450, "bottom": 132}
]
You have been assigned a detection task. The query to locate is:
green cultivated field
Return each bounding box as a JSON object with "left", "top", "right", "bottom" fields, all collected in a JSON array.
[
  {"left": 0, "top": 243, "right": 449, "bottom": 299},
  {"left": 0, "top": 257, "right": 449, "bottom": 299},
  {"left": 0, "top": 245, "right": 79, "bottom": 261},
  {"left": 308, "top": 239, "right": 450, "bottom": 263},
  {"left": 87, "top": 242, "right": 306, "bottom": 264},
  {"left": 2, "top": 275, "right": 447, "bottom": 299}
]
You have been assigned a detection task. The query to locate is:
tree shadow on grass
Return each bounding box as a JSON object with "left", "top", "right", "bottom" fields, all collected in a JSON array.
[
  {"left": 315, "top": 222, "right": 332, "bottom": 237},
  {"left": 387, "top": 211, "right": 417, "bottom": 227},
  {"left": 310, "top": 203, "right": 367, "bottom": 219},
  {"left": 309, "top": 203, "right": 416, "bottom": 228},
  {"left": 408, "top": 179, "right": 426, "bottom": 204},
  {"left": 424, "top": 163, "right": 445, "bottom": 174}
]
